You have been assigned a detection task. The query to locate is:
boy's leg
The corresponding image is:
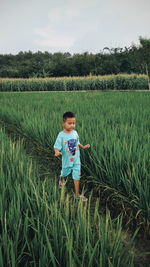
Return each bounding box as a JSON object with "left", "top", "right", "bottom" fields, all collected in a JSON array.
[
  {"left": 73, "top": 180, "right": 80, "bottom": 196},
  {"left": 72, "top": 165, "right": 88, "bottom": 201},
  {"left": 72, "top": 165, "right": 81, "bottom": 196},
  {"left": 58, "top": 167, "right": 71, "bottom": 187}
]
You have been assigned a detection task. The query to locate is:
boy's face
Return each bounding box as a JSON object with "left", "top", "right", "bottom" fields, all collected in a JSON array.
[{"left": 63, "top": 117, "right": 76, "bottom": 132}]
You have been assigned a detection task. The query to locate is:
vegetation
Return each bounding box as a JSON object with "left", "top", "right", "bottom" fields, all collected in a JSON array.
[
  {"left": 0, "top": 91, "right": 149, "bottom": 232},
  {"left": 0, "top": 37, "right": 150, "bottom": 81},
  {"left": 0, "top": 74, "right": 148, "bottom": 92},
  {"left": 1, "top": 36, "right": 149, "bottom": 266},
  {"left": 0, "top": 127, "right": 138, "bottom": 266}
]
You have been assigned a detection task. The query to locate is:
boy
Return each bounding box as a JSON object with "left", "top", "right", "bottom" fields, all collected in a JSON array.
[{"left": 54, "top": 111, "right": 90, "bottom": 202}]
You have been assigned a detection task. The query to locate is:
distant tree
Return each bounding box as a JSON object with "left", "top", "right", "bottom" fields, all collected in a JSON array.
[{"left": 0, "top": 38, "right": 150, "bottom": 79}]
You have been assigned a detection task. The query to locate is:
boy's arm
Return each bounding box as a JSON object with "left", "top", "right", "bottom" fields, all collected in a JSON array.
[
  {"left": 79, "top": 144, "right": 90, "bottom": 149},
  {"left": 54, "top": 148, "right": 61, "bottom": 157},
  {"left": 76, "top": 132, "right": 90, "bottom": 149},
  {"left": 54, "top": 133, "right": 62, "bottom": 157}
]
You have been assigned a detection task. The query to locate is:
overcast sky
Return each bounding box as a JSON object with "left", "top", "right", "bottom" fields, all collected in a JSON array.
[{"left": 0, "top": 0, "right": 150, "bottom": 55}]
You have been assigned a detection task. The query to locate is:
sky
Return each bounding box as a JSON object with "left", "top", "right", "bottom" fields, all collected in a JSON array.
[{"left": 0, "top": 0, "right": 150, "bottom": 55}]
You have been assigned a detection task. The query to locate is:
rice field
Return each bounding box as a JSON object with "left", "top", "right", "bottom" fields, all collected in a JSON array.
[
  {"left": 0, "top": 127, "right": 138, "bottom": 266},
  {"left": 0, "top": 90, "right": 150, "bottom": 266}
]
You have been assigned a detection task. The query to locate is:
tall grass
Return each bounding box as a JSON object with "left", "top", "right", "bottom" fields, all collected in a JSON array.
[
  {"left": 0, "top": 91, "right": 149, "bottom": 226},
  {"left": 0, "top": 127, "right": 137, "bottom": 266},
  {"left": 0, "top": 74, "right": 148, "bottom": 92}
]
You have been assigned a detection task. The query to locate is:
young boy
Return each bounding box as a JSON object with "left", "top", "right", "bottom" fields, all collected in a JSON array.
[{"left": 54, "top": 111, "right": 90, "bottom": 202}]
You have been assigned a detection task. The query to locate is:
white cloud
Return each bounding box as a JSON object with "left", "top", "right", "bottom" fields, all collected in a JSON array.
[
  {"left": 34, "top": 0, "right": 99, "bottom": 51},
  {"left": 1, "top": 0, "right": 150, "bottom": 54},
  {"left": 34, "top": 27, "right": 75, "bottom": 48}
]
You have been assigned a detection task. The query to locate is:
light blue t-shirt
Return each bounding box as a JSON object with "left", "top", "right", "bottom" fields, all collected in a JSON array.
[{"left": 54, "top": 130, "right": 80, "bottom": 168}]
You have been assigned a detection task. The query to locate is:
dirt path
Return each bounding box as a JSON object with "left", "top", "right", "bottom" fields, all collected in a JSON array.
[{"left": 1, "top": 89, "right": 150, "bottom": 93}]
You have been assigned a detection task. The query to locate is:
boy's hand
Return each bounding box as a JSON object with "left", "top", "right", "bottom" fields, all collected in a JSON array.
[
  {"left": 83, "top": 144, "right": 90, "bottom": 149},
  {"left": 54, "top": 151, "right": 62, "bottom": 157}
]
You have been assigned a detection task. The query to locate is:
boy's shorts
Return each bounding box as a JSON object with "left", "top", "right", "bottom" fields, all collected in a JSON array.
[{"left": 60, "top": 164, "right": 81, "bottom": 180}]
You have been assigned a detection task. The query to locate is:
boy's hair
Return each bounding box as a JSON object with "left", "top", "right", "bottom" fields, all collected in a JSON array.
[{"left": 63, "top": 111, "right": 75, "bottom": 121}]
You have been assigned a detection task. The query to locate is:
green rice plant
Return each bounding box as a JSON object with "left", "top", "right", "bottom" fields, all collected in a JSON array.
[
  {"left": 0, "top": 127, "right": 138, "bottom": 266},
  {"left": 0, "top": 91, "right": 149, "bottom": 226}
]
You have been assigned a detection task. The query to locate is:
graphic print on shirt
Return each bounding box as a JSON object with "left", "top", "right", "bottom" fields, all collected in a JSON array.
[{"left": 67, "top": 139, "right": 77, "bottom": 156}]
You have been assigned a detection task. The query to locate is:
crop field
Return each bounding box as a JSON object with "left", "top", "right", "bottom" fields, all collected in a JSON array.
[
  {"left": 0, "top": 74, "right": 149, "bottom": 91},
  {"left": 0, "top": 90, "right": 150, "bottom": 266},
  {"left": 0, "top": 126, "right": 140, "bottom": 266}
]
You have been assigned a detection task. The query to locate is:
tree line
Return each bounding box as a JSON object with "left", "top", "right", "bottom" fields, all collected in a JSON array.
[{"left": 0, "top": 37, "right": 150, "bottom": 82}]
